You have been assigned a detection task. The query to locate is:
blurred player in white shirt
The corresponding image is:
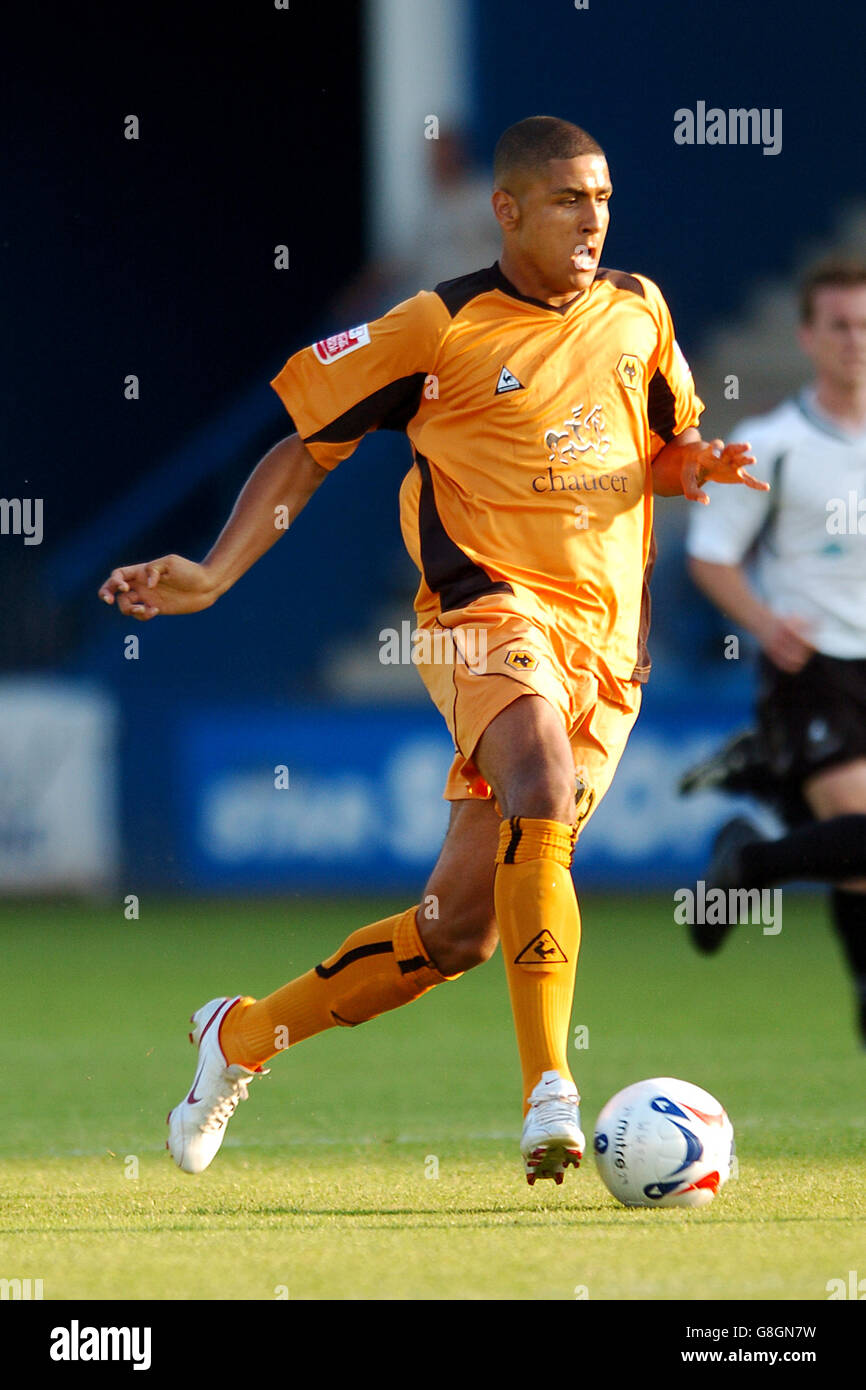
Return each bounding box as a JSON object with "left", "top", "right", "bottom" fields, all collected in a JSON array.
[{"left": 685, "top": 259, "right": 866, "bottom": 1041}]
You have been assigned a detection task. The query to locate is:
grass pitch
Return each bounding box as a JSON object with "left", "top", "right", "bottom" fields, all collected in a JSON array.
[{"left": 0, "top": 893, "right": 863, "bottom": 1300}]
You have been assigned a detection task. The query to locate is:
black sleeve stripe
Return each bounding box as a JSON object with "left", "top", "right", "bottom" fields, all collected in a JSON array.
[
  {"left": 304, "top": 372, "right": 428, "bottom": 445},
  {"left": 647, "top": 367, "right": 678, "bottom": 442},
  {"left": 398, "top": 955, "right": 431, "bottom": 975},
  {"left": 416, "top": 451, "right": 513, "bottom": 612}
]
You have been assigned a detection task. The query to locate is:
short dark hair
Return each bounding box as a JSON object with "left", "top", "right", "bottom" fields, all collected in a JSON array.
[
  {"left": 493, "top": 115, "right": 605, "bottom": 191},
  {"left": 799, "top": 257, "right": 866, "bottom": 322}
]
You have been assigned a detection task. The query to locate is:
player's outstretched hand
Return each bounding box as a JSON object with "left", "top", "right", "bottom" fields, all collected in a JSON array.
[
  {"left": 98, "top": 555, "right": 217, "bottom": 620},
  {"left": 681, "top": 439, "right": 767, "bottom": 505}
]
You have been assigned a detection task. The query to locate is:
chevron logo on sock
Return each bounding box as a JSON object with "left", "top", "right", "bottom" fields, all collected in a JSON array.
[{"left": 515, "top": 930, "right": 568, "bottom": 965}]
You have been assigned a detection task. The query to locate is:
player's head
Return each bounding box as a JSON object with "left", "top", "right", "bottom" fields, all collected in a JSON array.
[
  {"left": 798, "top": 257, "right": 866, "bottom": 392},
  {"left": 492, "top": 116, "right": 611, "bottom": 297}
]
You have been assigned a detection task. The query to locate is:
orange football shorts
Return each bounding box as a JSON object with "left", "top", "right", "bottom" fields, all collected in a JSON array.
[{"left": 413, "top": 591, "right": 642, "bottom": 832}]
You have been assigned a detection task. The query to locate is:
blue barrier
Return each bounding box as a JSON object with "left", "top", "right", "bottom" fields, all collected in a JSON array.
[{"left": 169, "top": 692, "right": 757, "bottom": 892}]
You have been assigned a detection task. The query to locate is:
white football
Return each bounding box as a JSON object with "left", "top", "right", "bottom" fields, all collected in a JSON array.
[{"left": 593, "top": 1077, "right": 734, "bottom": 1208}]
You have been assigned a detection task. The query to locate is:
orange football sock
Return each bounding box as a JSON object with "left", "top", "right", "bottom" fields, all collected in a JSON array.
[
  {"left": 493, "top": 817, "right": 581, "bottom": 1110},
  {"left": 219, "top": 905, "right": 452, "bottom": 1068}
]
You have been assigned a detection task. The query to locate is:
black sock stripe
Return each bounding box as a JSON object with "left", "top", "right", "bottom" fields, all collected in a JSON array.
[
  {"left": 398, "top": 954, "right": 431, "bottom": 975},
  {"left": 503, "top": 816, "right": 522, "bottom": 864},
  {"left": 315, "top": 941, "right": 394, "bottom": 979}
]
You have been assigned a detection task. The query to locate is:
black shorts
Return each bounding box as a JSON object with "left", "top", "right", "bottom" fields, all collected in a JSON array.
[{"left": 756, "top": 651, "right": 866, "bottom": 794}]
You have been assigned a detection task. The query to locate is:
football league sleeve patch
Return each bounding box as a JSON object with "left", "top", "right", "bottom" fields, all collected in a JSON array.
[{"left": 270, "top": 291, "right": 449, "bottom": 470}]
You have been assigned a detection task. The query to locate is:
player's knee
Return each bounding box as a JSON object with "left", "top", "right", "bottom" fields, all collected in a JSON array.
[
  {"left": 436, "top": 934, "right": 498, "bottom": 975},
  {"left": 424, "top": 912, "right": 498, "bottom": 975},
  {"left": 498, "top": 757, "right": 575, "bottom": 823}
]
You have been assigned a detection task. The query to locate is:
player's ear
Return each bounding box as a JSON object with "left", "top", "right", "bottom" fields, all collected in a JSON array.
[{"left": 492, "top": 187, "right": 521, "bottom": 232}]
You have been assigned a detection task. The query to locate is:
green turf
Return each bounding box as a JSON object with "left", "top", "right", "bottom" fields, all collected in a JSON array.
[{"left": 0, "top": 893, "right": 863, "bottom": 1300}]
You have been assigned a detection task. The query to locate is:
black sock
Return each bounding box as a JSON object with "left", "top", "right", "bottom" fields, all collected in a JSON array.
[
  {"left": 830, "top": 889, "right": 866, "bottom": 1002},
  {"left": 739, "top": 814, "right": 866, "bottom": 889}
]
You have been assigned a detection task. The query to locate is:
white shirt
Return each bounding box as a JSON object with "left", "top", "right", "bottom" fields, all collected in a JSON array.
[{"left": 686, "top": 390, "right": 866, "bottom": 658}]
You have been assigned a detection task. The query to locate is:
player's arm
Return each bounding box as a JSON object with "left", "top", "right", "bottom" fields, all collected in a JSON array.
[
  {"left": 651, "top": 427, "right": 767, "bottom": 501},
  {"left": 635, "top": 279, "right": 765, "bottom": 502},
  {"left": 98, "top": 432, "right": 326, "bottom": 620},
  {"left": 683, "top": 411, "right": 815, "bottom": 674},
  {"left": 688, "top": 556, "right": 814, "bottom": 673},
  {"left": 100, "top": 294, "right": 448, "bottom": 619}
]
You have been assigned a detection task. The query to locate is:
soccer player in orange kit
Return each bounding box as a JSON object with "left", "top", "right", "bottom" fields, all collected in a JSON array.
[{"left": 99, "top": 116, "right": 766, "bottom": 1185}]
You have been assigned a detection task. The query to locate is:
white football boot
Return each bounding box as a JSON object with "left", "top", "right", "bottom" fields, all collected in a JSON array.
[
  {"left": 167, "top": 996, "right": 267, "bottom": 1174},
  {"left": 521, "top": 1070, "right": 585, "bottom": 1186}
]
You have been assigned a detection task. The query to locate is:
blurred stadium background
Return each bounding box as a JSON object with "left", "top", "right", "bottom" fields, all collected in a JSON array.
[{"left": 3, "top": 0, "right": 865, "bottom": 901}]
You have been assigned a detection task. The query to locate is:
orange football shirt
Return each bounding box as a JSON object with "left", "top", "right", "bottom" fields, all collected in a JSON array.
[{"left": 271, "top": 262, "right": 703, "bottom": 689}]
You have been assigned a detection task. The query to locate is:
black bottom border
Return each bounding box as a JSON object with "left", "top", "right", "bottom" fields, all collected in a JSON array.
[{"left": 11, "top": 1297, "right": 859, "bottom": 1374}]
